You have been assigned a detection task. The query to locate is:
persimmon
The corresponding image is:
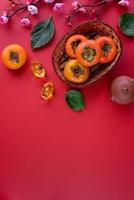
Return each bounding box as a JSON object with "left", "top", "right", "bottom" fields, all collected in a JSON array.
[
  {"left": 63, "top": 59, "right": 90, "bottom": 83},
  {"left": 75, "top": 40, "right": 102, "bottom": 67},
  {"left": 95, "top": 36, "right": 117, "bottom": 64},
  {"left": 1, "top": 44, "right": 27, "bottom": 70},
  {"left": 65, "top": 34, "right": 87, "bottom": 58}
]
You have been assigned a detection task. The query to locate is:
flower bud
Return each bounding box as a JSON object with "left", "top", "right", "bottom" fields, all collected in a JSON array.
[
  {"left": 118, "top": 0, "right": 130, "bottom": 7},
  {"left": 27, "top": 5, "right": 38, "bottom": 15},
  {"left": 21, "top": 17, "right": 30, "bottom": 26},
  {"left": 44, "top": 0, "right": 55, "bottom": 3},
  {"left": 72, "top": 1, "right": 79, "bottom": 10},
  {"left": 0, "top": 15, "right": 8, "bottom": 24},
  {"left": 53, "top": 3, "right": 64, "bottom": 11}
]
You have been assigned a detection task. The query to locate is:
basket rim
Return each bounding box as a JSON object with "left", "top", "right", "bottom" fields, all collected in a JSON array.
[{"left": 52, "top": 20, "right": 122, "bottom": 88}]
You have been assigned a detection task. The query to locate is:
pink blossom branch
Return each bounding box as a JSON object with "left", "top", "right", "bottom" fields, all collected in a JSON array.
[
  {"left": 8, "top": 6, "right": 27, "bottom": 18},
  {"left": 66, "top": 0, "right": 129, "bottom": 26},
  {"left": 6, "top": 0, "right": 41, "bottom": 18},
  {"left": 0, "top": 0, "right": 130, "bottom": 27}
]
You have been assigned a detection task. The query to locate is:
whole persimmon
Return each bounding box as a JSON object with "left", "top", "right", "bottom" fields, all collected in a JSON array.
[
  {"left": 63, "top": 59, "right": 90, "bottom": 83},
  {"left": 95, "top": 36, "right": 117, "bottom": 64},
  {"left": 65, "top": 34, "right": 88, "bottom": 58},
  {"left": 75, "top": 40, "right": 102, "bottom": 67},
  {"left": 1, "top": 44, "right": 27, "bottom": 70}
]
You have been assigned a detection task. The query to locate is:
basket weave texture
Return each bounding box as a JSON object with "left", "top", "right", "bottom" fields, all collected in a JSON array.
[{"left": 52, "top": 21, "right": 122, "bottom": 88}]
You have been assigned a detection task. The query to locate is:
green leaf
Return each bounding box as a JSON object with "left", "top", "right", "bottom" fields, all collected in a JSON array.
[
  {"left": 31, "top": 16, "right": 55, "bottom": 49},
  {"left": 65, "top": 89, "right": 85, "bottom": 111},
  {"left": 119, "top": 13, "right": 134, "bottom": 37}
]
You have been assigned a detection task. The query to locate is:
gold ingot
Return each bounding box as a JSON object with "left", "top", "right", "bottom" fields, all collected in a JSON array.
[
  {"left": 31, "top": 61, "right": 45, "bottom": 78},
  {"left": 41, "top": 82, "right": 54, "bottom": 100}
]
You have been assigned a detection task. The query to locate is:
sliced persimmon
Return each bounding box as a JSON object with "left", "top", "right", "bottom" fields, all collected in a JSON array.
[
  {"left": 75, "top": 40, "right": 102, "bottom": 67},
  {"left": 95, "top": 36, "right": 117, "bottom": 64},
  {"left": 65, "top": 34, "right": 87, "bottom": 58}
]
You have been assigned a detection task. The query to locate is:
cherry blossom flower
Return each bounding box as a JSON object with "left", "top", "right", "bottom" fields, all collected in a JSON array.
[
  {"left": 28, "top": 5, "right": 38, "bottom": 15},
  {"left": 118, "top": 0, "right": 130, "bottom": 7},
  {"left": 53, "top": 3, "right": 64, "bottom": 11},
  {"left": 0, "top": 15, "right": 8, "bottom": 24},
  {"left": 44, "top": 0, "right": 55, "bottom": 3},
  {"left": 72, "top": 1, "right": 79, "bottom": 10},
  {"left": 21, "top": 17, "right": 30, "bottom": 26},
  {"left": 79, "top": 7, "right": 87, "bottom": 13}
]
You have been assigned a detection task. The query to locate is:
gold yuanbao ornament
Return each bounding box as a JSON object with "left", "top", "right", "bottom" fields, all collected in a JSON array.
[
  {"left": 31, "top": 61, "right": 54, "bottom": 101},
  {"left": 31, "top": 61, "right": 46, "bottom": 79},
  {"left": 41, "top": 82, "right": 54, "bottom": 100}
]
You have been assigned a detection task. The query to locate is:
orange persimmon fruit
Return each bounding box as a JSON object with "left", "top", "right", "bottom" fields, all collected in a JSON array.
[
  {"left": 65, "top": 34, "right": 88, "bottom": 58},
  {"left": 75, "top": 40, "right": 102, "bottom": 67},
  {"left": 63, "top": 59, "right": 90, "bottom": 83},
  {"left": 1, "top": 44, "right": 27, "bottom": 70},
  {"left": 95, "top": 36, "right": 117, "bottom": 64}
]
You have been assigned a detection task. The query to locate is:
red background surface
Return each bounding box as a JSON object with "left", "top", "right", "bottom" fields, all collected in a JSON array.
[{"left": 0, "top": 1, "right": 134, "bottom": 200}]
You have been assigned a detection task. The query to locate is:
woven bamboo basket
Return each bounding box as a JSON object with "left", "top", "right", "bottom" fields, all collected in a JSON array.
[{"left": 52, "top": 21, "right": 122, "bottom": 88}]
